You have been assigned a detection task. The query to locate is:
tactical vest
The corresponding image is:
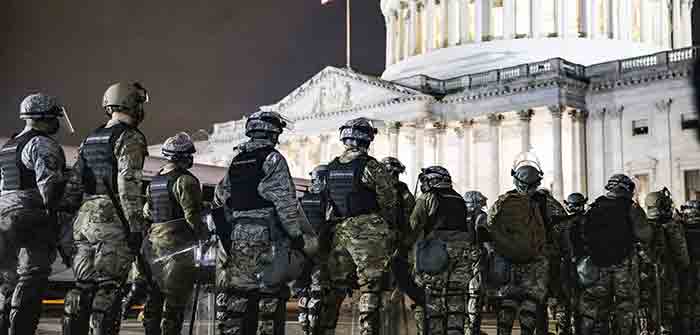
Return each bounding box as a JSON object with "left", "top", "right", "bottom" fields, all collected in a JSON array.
[
  {"left": 432, "top": 189, "right": 469, "bottom": 233},
  {"left": 227, "top": 147, "right": 276, "bottom": 211},
  {"left": 584, "top": 196, "right": 634, "bottom": 267},
  {"left": 300, "top": 192, "right": 325, "bottom": 231},
  {"left": 0, "top": 130, "right": 44, "bottom": 191},
  {"left": 327, "top": 155, "right": 379, "bottom": 218},
  {"left": 686, "top": 225, "right": 700, "bottom": 261},
  {"left": 80, "top": 123, "right": 133, "bottom": 195},
  {"left": 149, "top": 169, "right": 193, "bottom": 223}
]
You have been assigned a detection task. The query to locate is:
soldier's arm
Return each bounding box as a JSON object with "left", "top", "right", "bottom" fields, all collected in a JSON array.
[
  {"left": 258, "top": 151, "right": 302, "bottom": 238},
  {"left": 61, "top": 156, "right": 84, "bottom": 212},
  {"left": 173, "top": 174, "right": 206, "bottom": 240},
  {"left": 23, "top": 136, "right": 66, "bottom": 211},
  {"left": 114, "top": 129, "right": 147, "bottom": 233},
  {"left": 405, "top": 193, "right": 437, "bottom": 247},
  {"left": 142, "top": 182, "right": 152, "bottom": 223},
  {"left": 213, "top": 172, "right": 230, "bottom": 209},
  {"left": 362, "top": 159, "right": 399, "bottom": 224}
]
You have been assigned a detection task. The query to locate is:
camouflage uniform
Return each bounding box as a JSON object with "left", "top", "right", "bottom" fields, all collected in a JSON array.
[
  {"left": 213, "top": 138, "right": 303, "bottom": 335},
  {"left": 410, "top": 185, "right": 476, "bottom": 335},
  {"left": 488, "top": 189, "right": 566, "bottom": 335},
  {"left": 322, "top": 146, "right": 398, "bottom": 335},
  {"left": 464, "top": 193, "right": 488, "bottom": 335},
  {"left": 62, "top": 118, "right": 148, "bottom": 334},
  {"left": 577, "top": 196, "right": 650, "bottom": 335},
  {"left": 680, "top": 200, "right": 700, "bottom": 335},
  {"left": 0, "top": 128, "right": 66, "bottom": 334},
  {"left": 142, "top": 161, "right": 206, "bottom": 335}
]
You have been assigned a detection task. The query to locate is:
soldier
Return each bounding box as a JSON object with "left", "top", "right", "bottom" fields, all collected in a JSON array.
[
  {"left": 381, "top": 157, "right": 415, "bottom": 239},
  {"left": 640, "top": 188, "right": 689, "bottom": 335},
  {"left": 485, "top": 156, "right": 566, "bottom": 335},
  {"left": 550, "top": 193, "right": 587, "bottom": 335},
  {"left": 404, "top": 165, "right": 473, "bottom": 335},
  {"left": 62, "top": 82, "right": 150, "bottom": 335},
  {"left": 295, "top": 164, "right": 329, "bottom": 335},
  {"left": 142, "top": 132, "right": 207, "bottom": 335},
  {"left": 680, "top": 200, "right": 700, "bottom": 334},
  {"left": 463, "top": 191, "right": 488, "bottom": 335},
  {"left": 322, "top": 118, "right": 399, "bottom": 335},
  {"left": 577, "top": 174, "right": 651, "bottom": 335},
  {"left": 0, "top": 93, "right": 68, "bottom": 335},
  {"left": 212, "top": 110, "right": 305, "bottom": 335}
]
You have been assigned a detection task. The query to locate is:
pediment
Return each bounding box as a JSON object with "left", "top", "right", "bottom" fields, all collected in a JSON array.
[{"left": 264, "top": 66, "right": 427, "bottom": 121}]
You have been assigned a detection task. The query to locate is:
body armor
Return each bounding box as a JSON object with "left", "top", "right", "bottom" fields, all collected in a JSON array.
[
  {"left": 226, "top": 147, "right": 276, "bottom": 211},
  {"left": 327, "top": 156, "right": 379, "bottom": 218},
  {"left": 300, "top": 192, "right": 325, "bottom": 231},
  {"left": 0, "top": 130, "right": 43, "bottom": 191},
  {"left": 431, "top": 189, "right": 469, "bottom": 234},
  {"left": 79, "top": 123, "right": 132, "bottom": 195},
  {"left": 148, "top": 169, "right": 192, "bottom": 223},
  {"left": 686, "top": 225, "right": 700, "bottom": 260}
]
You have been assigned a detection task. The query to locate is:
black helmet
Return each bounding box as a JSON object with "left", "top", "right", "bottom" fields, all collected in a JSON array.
[
  {"left": 511, "top": 152, "right": 544, "bottom": 194},
  {"left": 381, "top": 157, "right": 406, "bottom": 174},
  {"left": 564, "top": 193, "right": 587, "bottom": 214},
  {"left": 339, "top": 118, "right": 378, "bottom": 148},
  {"left": 19, "top": 93, "right": 65, "bottom": 120},
  {"left": 463, "top": 191, "right": 488, "bottom": 212},
  {"left": 605, "top": 174, "right": 636, "bottom": 197},
  {"left": 418, "top": 166, "right": 452, "bottom": 193},
  {"left": 645, "top": 187, "right": 674, "bottom": 220},
  {"left": 161, "top": 132, "right": 196, "bottom": 161},
  {"left": 682, "top": 200, "right": 700, "bottom": 225}
]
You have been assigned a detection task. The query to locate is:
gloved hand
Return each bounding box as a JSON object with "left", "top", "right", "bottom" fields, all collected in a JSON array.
[
  {"left": 128, "top": 232, "right": 143, "bottom": 253},
  {"left": 290, "top": 235, "right": 305, "bottom": 251}
]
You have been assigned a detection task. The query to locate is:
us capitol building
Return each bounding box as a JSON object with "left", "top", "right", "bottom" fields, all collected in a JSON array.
[{"left": 152, "top": 0, "right": 698, "bottom": 205}]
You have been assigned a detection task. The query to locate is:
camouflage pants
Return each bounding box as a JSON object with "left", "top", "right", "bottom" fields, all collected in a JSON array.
[
  {"left": 0, "top": 208, "right": 54, "bottom": 335},
  {"left": 414, "top": 236, "right": 477, "bottom": 335},
  {"left": 324, "top": 214, "right": 393, "bottom": 335},
  {"left": 679, "top": 261, "right": 700, "bottom": 335},
  {"left": 216, "top": 218, "right": 287, "bottom": 335},
  {"left": 143, "top": 242, "right": 196, "bottom": 335},
  {"left": 497, "top": 256, "right": 549, "bottom": 335},
  {"left": 639, "top": 263, "right": 679, "bottom": 335},
  {"left": 65, "top": 198, "right": 133, "bottom": 335},
  {"left": 578, "top": 256, "right": 639, "bottom": 335},
  {"left": 292, "top": 261, "right": 322, "bottom": 335}
]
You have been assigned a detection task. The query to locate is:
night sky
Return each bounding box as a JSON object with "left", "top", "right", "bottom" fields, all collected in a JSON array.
[{"left": 0, "top": 0, "right": 386, "bottom": 145}]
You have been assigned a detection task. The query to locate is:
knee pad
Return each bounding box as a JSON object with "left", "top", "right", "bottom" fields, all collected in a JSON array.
[
  {"left": 92, "top": 281, "right": 121, "bottom": 315},
  {"left": 64, "top": 282, "right": 95, "bottom": 317}
]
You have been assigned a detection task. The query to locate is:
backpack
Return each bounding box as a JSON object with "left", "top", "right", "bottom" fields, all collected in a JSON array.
[
  {"left": 584, "top": 196, "right": 633, "bottom": 267},
  {"left": 488, "top": 192, "right": 547, "bottom": 264}
]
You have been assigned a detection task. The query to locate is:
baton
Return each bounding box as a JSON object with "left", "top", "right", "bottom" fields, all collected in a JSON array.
[{"left": 60, "top": 107, "right": 75, "bottom": 134}]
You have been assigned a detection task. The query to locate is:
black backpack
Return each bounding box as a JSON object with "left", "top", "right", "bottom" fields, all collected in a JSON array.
[{"left": 584, "top": 196, "right": 634, "bottom": 267}]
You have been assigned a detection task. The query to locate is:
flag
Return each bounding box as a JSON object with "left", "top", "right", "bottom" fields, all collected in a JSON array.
[{"left": 321, "top": 0, "right": 332, "bottom": 4}]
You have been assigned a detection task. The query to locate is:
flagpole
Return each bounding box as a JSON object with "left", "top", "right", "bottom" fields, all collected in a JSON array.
[{"left": 346, "top": 0, "right": 351, "bottom": 69}]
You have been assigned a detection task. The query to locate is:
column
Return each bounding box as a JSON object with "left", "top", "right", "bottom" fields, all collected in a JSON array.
[
  {"left": 475, "top": 0, "right": 492, "bottom": 41},
  {"left": 433, "top": 122, "right": 447, "bottom": 165},
  {"left": 517, "top": 109, "right": 533, "bottom": 153},
  {"left": 456, "top": 120, "right": 473, "bottom": 191},
  {"left": 661, "top": 0, "right": 672, "bottom": 48},
  {"left": 569, "top": 110, "right": 587, "bottom": 193},
  {"left": 318, "top": 134, "right": 330, "bottom": 163},
  {"left": 397, "top": 7, "right": 406, "bottom": 61},
  {"left": 504, "top": 0, "right": 516, "bottom": 39},
  {"left": 607, "top": 0, "right": 614, "bottom": 38},
  {"left": 408, "top": 1, "right": 418, "bottom": 55},
  {"left": 640, "top": 0, "right": 649, "bottom": 43},
  {"left": 586, "top": 0, "right": 598, "bottom": 38},
  {"left": 549, "top": 105, "right": 564, "bottom": 200},
  {"left": 402, "top": 6, "right": 411, "bottom": 58},
  {"left": 423, "top": 0, "right": 435, "bottom": 51},
  {"left": 415, "top": 120, "right": 426, "bottom": 183},
  {"left": 387, "top": 122, "right": 401, "bottom": 158},
  {"left": 680, "top": 0, "right": 692, "bottom": 47},
  {"left": 459, "top": 0, "right": 471, "bottom": 43},
  {"left": 557, "top": 0, "right": 569, "bottom": 37},
  {"left": 530, "top": 0, "right": 543, "bottom": 37},
  {"left": 448, "top": 0, "right": 460, "bottom": 45},
  {"left": 385, "top": 10, "right": 396, "bottom": 67},
  {"left": 578, "top": 110, "right": 589, "bottom": 194},
  {"left": 488, "top": 114, "right": 501, "bottom": 199},
  {"left": 440, "top": 0, "right": 449, "bottom": 47},
  {"left": 578, "top": 0, "right": 587, "bottom": 37},
  {"left": 405, "top": 127, "right": 418, "bottom": 188}
]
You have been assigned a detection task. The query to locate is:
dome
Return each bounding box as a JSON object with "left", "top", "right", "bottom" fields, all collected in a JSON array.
[{"left": 380, "top": 0, "right": 694, "bottom": 80}]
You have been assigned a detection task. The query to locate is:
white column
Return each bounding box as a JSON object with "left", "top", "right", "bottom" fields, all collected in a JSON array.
[
  {"left": 578, "top": 0, "right": 587, "bottom": 37},
  {"left": 504, "top": 0, "right": 516, "bottom": 39},
  {"left": 319, "top": 134, "right": 330, "bottom": 163},
  {"left": 672, "top": 0, "right": 682, "bottom": 48},
  {"left": 556, "top": 0, "right": 568, "bottom": 37},
  {"left": 388, "top": 122, "right": 401, "bottom": 158},
  {"left": 549, "top": 105, "right": 564, "bottom": 200},
  {"left": 607, "top": 0, "right": 614, "bottom": 38},
  {"left": 423, "top": 0, "right": 435, "bottom": 51},
  {"left": 578, "top": 111, "right": 589, "bottom": 194},
  {"left": 530, "top": 0, "right": 542, "bottom": 37},
  {"left": 456, "top": 120, "right": 473, "bottom": 191},
  {"left": 433, "top": 122, "right": 447, "bottom": 165},
  {"left": 569, "top": 110, "right": 585, "bottom": 193},
  {"left": 397, "top": 7, "right": 406, "bottom": 61},
  {"left": 448, "top": 0, "right": 461, "bottom": 45},
  {"left": 415, "top": 120, "right": 426, "bottom": 182},
  {"left": 488, "top": 114, "right": 501, "bottom": 199},
  {"left": 385, "top": 11, "right": 396, "bottom": 67},
  {"left": 680, "top": 0, "right": 692, "bottom": 47},
  {"left": 661, "top": 0, "right": 672, "bottom": 48},
  {"left": 408, "top": 1, "right": 418, "bottom": 56},
  {"left": 460, "top": 0, "right": 471, "bottom": 43},
  {"left": 475, "top": 0, "right": 492, "bottom": 41},
  {"left": 440, "top": 0, "right": 449, "bottom": 47},
  {"left": 405, "top": 127, "right": 418, "bottom": 188},
  {"left": 402, "top": 6, "right": 411, "bottom": 58},
  {"left": 586, "top": 0, "right": 598, "bottom": 38},
  {"left": 518, "top": 109, "right": 532, "bottom": 152},
  {"left": 640, "top": 0, "right": 650, "bottom": 43}
]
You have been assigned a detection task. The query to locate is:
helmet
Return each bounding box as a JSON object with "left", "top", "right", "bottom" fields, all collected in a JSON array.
[
  {"left": 418, "top": 166, "right": 452, "bottom": 193},
  {"left": 103, "top": 82, "right": 149, "bottom": 123},
  {"left": 564, "top": 193, "right": 588, "bottom": 214},
  {"left": 339, "top": 118, "right": 378, "bottom": 147},
  {"left": 161, "top": 132, "right": 196, "bottom": 161},
  {"left": 511, "top": 152, "right": 544, "bottom": 194},
  {"left": 681, "top": 200, "right": 700, "bottom": 225},
  {"left": 309, "top": 164, "right": 329, "bottom": 193},
  {"left": 605, "top": 174, "right": 636, "bottom": 197},
  {"left": 19, "top": 93, "right": 65, "bottom": 120},
  {"left": 381, "top": 157, "right": 406, "bottom": 174},
  {"left": 645, "top": 187, "right": 674, "bottom": 220},
  {"left": 245, "top": 110, "right": 289, "bottom": 138},
  {"left": 463, "top": 191, "right": 487, "bottom": 212}
]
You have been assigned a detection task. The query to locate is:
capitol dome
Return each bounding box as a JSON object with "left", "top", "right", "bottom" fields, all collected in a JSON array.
[{"left": 380, "top": 0, "right": 694, "bottom": 80}]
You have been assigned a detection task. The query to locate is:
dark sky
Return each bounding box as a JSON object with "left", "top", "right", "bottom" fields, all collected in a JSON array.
[{"left": 0, "top": 0, "right": 385, "bottom": 145}]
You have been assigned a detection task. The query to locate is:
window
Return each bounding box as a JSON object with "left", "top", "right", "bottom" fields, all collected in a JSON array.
[
  {"left": 632, "top": 119, "right": 649, "bottom": 136},
  {"left": 634, "top": 174, "right": 649, "bottom": 206},
  {"left": 682, "top": 113, "right": 699, "bottom": 130},
  {"left": 687, "top": 170, "right": 700, "bottom": 200}
]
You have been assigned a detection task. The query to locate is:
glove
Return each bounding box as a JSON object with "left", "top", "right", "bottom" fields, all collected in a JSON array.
[
  {"left": 290, "top": 235, "right": 305, "bottom": 251},
  {"left": 128, "top": 232, "right": 143, "bottom": 253}
]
